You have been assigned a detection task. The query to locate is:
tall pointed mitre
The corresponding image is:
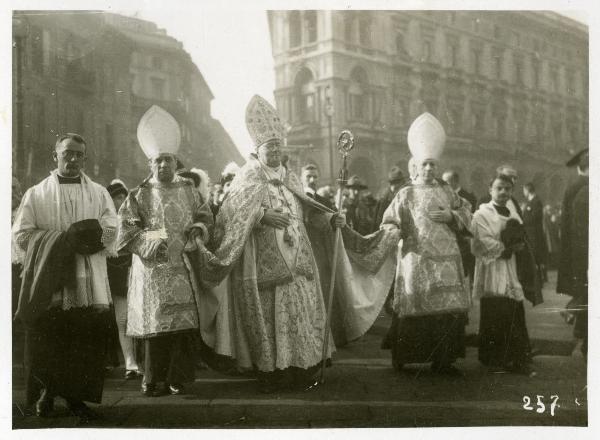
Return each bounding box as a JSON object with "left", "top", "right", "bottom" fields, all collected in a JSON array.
[
  {"left": 407, "top": 112, "right": 446, "bottom": 161},
  {"left": 137, "top": 105, "right": 181, "bottom": 159},
  {"left": 245, "top": 95, "right": 285, "bottom": 148}
]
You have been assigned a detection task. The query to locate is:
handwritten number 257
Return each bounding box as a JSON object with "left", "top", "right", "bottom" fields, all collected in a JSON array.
[{"left": 523, "top": 395, "right": 559, "bottom": 416}]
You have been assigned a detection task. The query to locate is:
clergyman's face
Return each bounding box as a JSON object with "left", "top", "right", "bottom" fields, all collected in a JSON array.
[
  {"left": 150, "top": 154, "right": 177, "bottom": 183},
  {"left": 54, "top": 138, "right": 86, "bottom": 177},
  {"left": 490, "top": 178, "right": 513, "bottom": 206},
  {"left": 302, "top": 169, "right": 319, "bottom": 190},
  {"left": 416, "top": 159, "right": 438, "bottom": 183},
  {"left": 257, "top": 139, "right": 282, "bottom": 168}
]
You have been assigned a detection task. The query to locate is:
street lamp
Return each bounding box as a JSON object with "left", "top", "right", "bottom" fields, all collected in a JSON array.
[{"left": 324, "top": 85, "right": 334, "bottom": 184}]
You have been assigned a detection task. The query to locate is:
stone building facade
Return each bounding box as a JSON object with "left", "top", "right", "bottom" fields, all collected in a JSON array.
[
  {"left": 267, "top": 10, "right": 588, "bottom": 202},
  {"left": 12, "top": 11, "right": 241, "bottom": 189}
]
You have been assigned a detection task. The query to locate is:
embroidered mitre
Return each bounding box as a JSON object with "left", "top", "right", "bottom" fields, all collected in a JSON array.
[
  {"left": 245, "top": 95, "right": 285, "bottom": 148},
  {"left": 407, "top": 112, "right": 446, "bottom": 161},
  {"left": 137, "top": 105, "right": 181, "bottom": 159}
]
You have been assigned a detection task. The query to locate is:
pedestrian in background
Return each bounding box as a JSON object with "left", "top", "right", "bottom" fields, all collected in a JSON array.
[
  {"left": 343, "top": 175, "right": 374, "bottom": 235},
  {"left": 106, "top": 181, "right": 142, "bottom": 380},
  {"left": 301, "top": 164, "right": 335, "bottom": 210},
  {"left": 556, "top": 148, "right": 589, "bottom": 360},
  {"left": 373, "top": 166, "right": 406, "bottom": 231},
  {"left": 542, "top": 203, "right": 561, "bottom": 269},
  {"left": 522, "top": 182, "right": 549, "bottom": 282}
]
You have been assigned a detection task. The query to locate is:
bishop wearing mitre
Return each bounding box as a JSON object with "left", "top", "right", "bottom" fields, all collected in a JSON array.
[{"left": 192, "top": 95, "right": 399, "bottom": 393}]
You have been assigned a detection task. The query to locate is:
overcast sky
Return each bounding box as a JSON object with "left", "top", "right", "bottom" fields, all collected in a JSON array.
[{"left": 119, "top": 6, "right": 589, "bottom": 159}]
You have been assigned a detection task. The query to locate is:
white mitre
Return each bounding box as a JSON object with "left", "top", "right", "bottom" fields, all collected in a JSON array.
[
  {"left": 137, "top": 105, "right": 181, "bottom": 159},
  {"left": 407, "top": 112, "right": 446, "bottom": 161}
]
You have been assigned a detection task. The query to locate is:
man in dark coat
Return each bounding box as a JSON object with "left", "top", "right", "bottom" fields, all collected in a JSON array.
[
  {"left": 343, "top": 175, "right": 374, "bottom": 235},
  {"left": 522, "top": 182, "right": 549, "bottom": 282},
  {"left": 301, "top": 164, "right": 335, "bottom": 210},
  {"left": 373, "top": 166, "right": 406, "bottom": 230},
  {"left": 443, "top": 169, "right": 477, "bottom": 280},
  {"left": 556, "top": 148, "right": 589, "bottom": 359}
]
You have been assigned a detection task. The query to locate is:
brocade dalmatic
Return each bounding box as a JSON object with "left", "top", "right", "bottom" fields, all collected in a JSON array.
[
  {"left": 117, "top": 176, "right": 213, "bottom": 338},
  {"left": 381, "top": 181, "right": 472, "bottom": 317}
]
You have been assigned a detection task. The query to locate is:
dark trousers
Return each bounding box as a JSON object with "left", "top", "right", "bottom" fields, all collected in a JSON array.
[
  {"left": 143, "top": 332, "right": 195, "bottom": 385},
  {"left": 24, "top": 308, "right": 109, "bottom": 406}
]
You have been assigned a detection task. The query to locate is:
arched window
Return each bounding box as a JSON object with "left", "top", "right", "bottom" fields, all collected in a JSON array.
[
  {"left": 294, "top": 68, "right": 316, "bottom": 123},
  {"left": 289, "top": 11, "right": 301, "bottom": 48},
  {"left": 349, "top": 67, "right": 368, "bottom": 121},
  {"left": 305, "top": 10, "right": 317, "bottom": 43}
]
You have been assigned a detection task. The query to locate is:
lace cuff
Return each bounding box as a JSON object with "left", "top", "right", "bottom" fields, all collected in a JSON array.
[
  {"left": 101, "top": 227, "right": 117, "bottom": 245},
  {"left": 15, "top": 231, "right": 34, "bottom": 251}
]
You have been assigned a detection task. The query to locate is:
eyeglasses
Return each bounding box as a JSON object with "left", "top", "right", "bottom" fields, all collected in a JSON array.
[{"left": 59, "top": 150, "right": 86, "bottom": 160}]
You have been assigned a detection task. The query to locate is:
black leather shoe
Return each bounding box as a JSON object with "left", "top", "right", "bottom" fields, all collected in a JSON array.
[
  {"left": 168, "top": 383, "right": 185, "bottom": 395},
  {"left": 141, "top": 382, "right": 156, "bottom": 397},
  {"left": 35, "top": 389, "right": 54, "bottom": 417},
  {"left": 67, "top": 400, "right": 100, "bottom": 422}
]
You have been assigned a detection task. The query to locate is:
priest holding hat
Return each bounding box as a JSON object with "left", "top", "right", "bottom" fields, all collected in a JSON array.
[{"left": 12, "top": 133, "right": 118, "bottom": 421}]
